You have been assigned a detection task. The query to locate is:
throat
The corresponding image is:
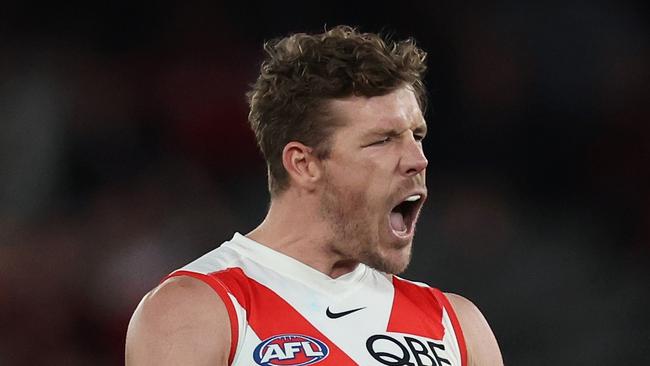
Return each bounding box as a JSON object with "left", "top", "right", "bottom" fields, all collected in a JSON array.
[{"left": 330, "top": 260, "right": 361, "bottom": 279}]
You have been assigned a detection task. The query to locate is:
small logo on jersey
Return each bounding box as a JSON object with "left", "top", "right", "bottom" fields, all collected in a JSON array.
[
  {"left": 253, "top": 334, "right": 329, "bottom": 366},
  {"left": 325, "top": 306, "right": 366, "bottom": 319}
]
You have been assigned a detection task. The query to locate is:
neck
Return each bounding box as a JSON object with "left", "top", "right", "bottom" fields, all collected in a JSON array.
[{"left": 246, "top": 189, "right": 358, "bottom": 278}]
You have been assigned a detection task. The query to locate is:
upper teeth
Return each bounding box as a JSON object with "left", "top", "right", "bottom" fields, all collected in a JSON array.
[{"left": 405, "top": 194, "right": 421, "bottom": 202}]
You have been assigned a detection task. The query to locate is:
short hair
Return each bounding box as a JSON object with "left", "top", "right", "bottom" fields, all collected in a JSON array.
[{"left": 246, "top": 25, "right": 427, "bottom": 196}]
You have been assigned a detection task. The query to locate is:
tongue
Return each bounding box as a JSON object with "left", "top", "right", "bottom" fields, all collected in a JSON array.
[{"left": 390, "top": 211, "right": 407, "bottom": 232}]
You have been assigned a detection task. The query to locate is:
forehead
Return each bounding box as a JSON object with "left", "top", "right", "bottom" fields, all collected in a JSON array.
[{"left": 326, "top": 86, "right": 425, "bottom": 135}]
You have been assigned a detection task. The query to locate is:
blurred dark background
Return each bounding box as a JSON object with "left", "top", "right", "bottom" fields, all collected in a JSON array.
[{"left": 1, "top": 0, "right": 648, "bottom": 364}]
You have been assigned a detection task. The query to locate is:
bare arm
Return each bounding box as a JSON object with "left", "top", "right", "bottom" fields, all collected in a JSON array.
[
  {"left": 445, "top": 293, "right": 504, "bottom": 366},
  {"left": 126, "top": 276, "right": 231, "bottom": 366}
]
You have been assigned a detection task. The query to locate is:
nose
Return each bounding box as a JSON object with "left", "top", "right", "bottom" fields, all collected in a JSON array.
[{"left": 401, "top": 135, "right": 428, "bottom": 176}]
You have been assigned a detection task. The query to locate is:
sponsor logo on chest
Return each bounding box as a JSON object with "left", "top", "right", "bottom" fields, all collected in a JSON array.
[
  {"left": 252, "top": 332, "right": 455, "bottom": 366},
  {"left": 253, "top": 334, "right": 329, "bottom": 366},
  {"left": 366, "top": 332, "right": 453, "bottom": 366}
]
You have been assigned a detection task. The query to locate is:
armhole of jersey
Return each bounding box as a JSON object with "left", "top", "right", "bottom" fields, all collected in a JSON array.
[
  {"left": 431, "top": 288, "right": 468, "bottom": 366},
  {"left": 164, "top": 270, "right": 239, "bottom": 366}
]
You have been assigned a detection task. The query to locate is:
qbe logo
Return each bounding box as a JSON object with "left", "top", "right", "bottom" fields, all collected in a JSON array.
[
  {"left": 253, "top": 334, "right": 329, "bottom": 366},
  {"left": 366, "top": 333, "right": 452, "bottom": 366}
]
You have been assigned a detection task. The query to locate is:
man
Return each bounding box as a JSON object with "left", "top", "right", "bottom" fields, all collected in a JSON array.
[{"left": 126, "top": 25, "right": 503, "bottom": 365}]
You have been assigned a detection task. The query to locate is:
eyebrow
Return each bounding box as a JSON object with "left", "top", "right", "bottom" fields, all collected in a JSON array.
[{"left": 365, "top": 123, "right": 428, "bottom": 138}]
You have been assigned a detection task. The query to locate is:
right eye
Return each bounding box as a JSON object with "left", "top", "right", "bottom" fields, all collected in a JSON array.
[{"left": 372, "top": 137, "right": 391, "bottom": 145}]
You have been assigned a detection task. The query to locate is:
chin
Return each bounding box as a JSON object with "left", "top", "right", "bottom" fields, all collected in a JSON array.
[
  {"left": 363, "top": 243, "right": 412, "bottom": 274},
  {"left": 389, "top": 251, "right": 412, "bottom": 274},
  {"left": 382, "top": 258, "right": 411, "bottom": 275}
]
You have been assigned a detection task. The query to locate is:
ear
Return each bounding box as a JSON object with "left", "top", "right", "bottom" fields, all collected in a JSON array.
[{"left": 282, "top": 141, "right": 322, "bottom": 191}]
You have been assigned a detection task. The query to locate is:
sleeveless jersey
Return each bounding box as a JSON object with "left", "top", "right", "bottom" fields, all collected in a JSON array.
[{"left": 166, "top": 233, "right": 467, "bottom": 366}]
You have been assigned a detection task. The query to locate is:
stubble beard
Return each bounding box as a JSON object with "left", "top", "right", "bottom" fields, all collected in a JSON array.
[{"left": 318, "top": 175, "right": 412, "bottom": 274}]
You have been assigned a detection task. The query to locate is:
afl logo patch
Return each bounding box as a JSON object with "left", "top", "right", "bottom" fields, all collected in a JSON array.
[{"left": 253, "top": 334, "right": 329, "bottom": 366}]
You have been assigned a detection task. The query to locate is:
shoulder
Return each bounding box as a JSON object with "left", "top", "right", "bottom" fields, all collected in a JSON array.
[
  {"left": 445, "top": 293, "right": 504, "bottom": 366},
  {"left": 125, "top": 275, "right": 231, "bottom": 366}
]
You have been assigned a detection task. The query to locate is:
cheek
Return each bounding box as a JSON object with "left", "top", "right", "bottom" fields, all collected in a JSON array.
[{"left": 326, "top": 161, "right": 392, "bottom": 215}]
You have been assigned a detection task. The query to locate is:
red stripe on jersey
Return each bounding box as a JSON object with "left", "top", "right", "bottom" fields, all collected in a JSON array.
[
  {"left": 431, "top": 289, "right": 468, "bottom": 366},
  {"left": 386, "top": 276, "right": 445, "bottom": 339},
  {"left": 209, "top": 267, "right": 357, "bottom": 365},
  {"left": 165, "top": 270, "right": 239, "bottom": 366}
]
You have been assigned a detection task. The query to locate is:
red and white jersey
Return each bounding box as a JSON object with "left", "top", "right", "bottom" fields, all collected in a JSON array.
[{"left": 166, "top": 233, "right": 467, "bottom": 366}]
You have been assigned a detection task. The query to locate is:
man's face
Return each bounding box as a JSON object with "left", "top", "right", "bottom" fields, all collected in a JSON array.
[{"left": 318, "top": 86, "right": 428, "bottom": 274}]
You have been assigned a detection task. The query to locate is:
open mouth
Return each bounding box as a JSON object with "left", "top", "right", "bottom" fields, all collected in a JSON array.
[{"left": 389, "top": 194, "right": 424, "bottom": 237}]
